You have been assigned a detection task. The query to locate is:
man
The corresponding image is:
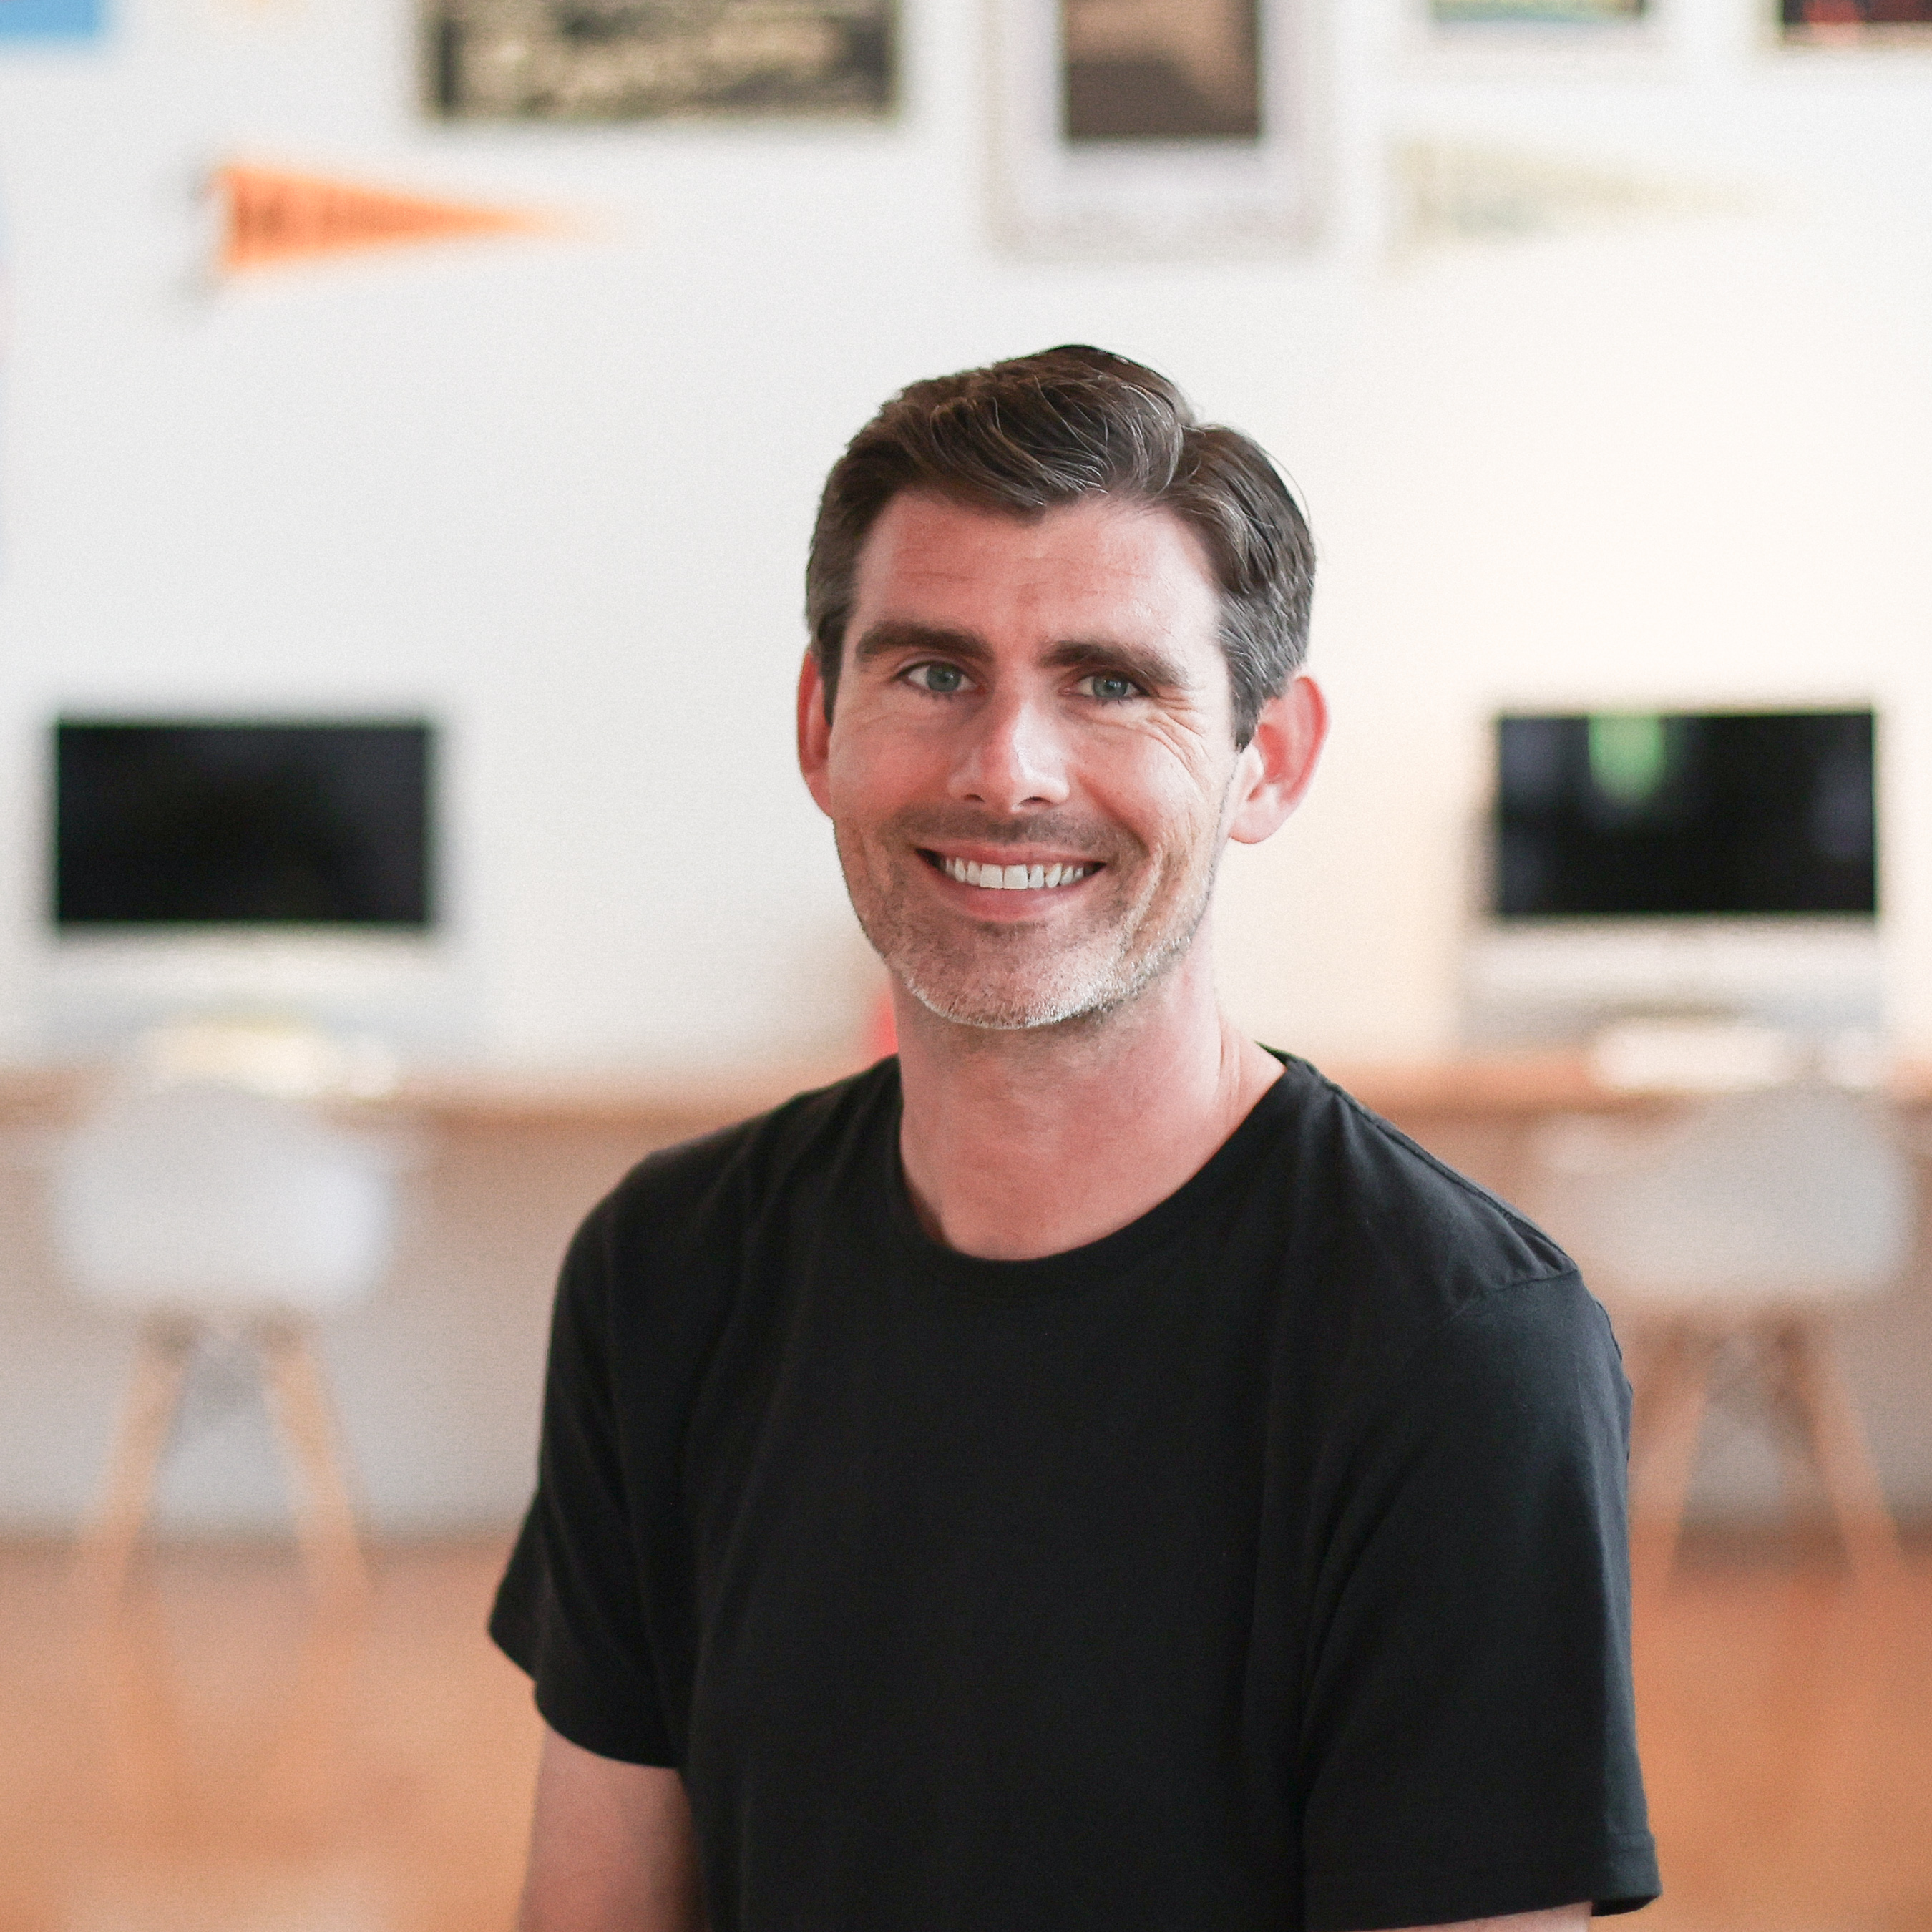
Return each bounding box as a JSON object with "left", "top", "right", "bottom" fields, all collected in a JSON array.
[{"left": 492, "top": 346, "right": 1659, "bottom": 1932}]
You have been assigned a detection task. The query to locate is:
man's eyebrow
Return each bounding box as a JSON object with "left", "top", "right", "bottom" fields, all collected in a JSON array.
[
  {"left": 851, "top": 621, "right": 992, "bottom": 668},
  {"left": 850, "top": 621, "right": 1194, "bottom": 694},
  {"left": 1040, "top": 637, "right": 1192, "bottom": 692}
]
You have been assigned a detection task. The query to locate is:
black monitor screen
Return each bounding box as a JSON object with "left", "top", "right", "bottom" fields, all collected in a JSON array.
[
  {"left": 54, "top": 720, "right": 434, "bottom": 929},
  {"left": 1494, "top": 710, "right": 1875, "bottom": 919}
]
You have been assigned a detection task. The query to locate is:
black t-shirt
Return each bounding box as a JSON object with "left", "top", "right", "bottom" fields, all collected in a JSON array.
[{"left": 491, "top": 1053, "right": 1659, "bottom": 1932}]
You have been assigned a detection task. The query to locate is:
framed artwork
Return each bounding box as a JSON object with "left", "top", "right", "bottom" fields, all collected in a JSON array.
[
  {"left": 1430, "top": 0, "right": 1643, "bottom": 18},
  {"left": 1063, "top": 0, "right": 1261, "bottom": 139},
  {"left": 991, "top": 0, "right": 1317, "bottom": 256},
  {"left": 1780, "top": 0, "right": 1932, "bottom": 42},
  {"left": 1415, "top": 0, "right": 1654, "bottom": 76},
  {"left": 0, "top": 0, "right": 104, "bottom": 39},
  {"left": 424, "top": 0, "right": 895, "bottom": 122}
]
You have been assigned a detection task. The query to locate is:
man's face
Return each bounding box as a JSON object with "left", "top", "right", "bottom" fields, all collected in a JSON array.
[{"left": 798, "top": 490, "right": 1263, "bottom": 1031}]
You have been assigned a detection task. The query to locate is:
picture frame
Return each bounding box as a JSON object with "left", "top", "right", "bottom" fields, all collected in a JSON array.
[
  {"left": 421, "top": 0, "right": 896, "bottom": 123},
  {"left": 1407, "top": 0, "right": 1658, "bottom": 79},
  {"left": 989, "top": 0, "right": 1319, "bottom": 258},
  {"left": 1776, "top": 0, "right": 1932, "bottom": 47},
  {"left": 1429, "top": 0, "right": 1644, "bottom": 20}
]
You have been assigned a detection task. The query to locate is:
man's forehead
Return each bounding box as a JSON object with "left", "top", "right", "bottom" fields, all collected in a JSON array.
[{"left": 849, "top": 489, "right": 1221, "bottom": 630}]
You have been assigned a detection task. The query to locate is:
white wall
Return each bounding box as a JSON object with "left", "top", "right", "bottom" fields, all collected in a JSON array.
[
  {"left": 4, "top": 0, "right": 1930, "bottom": 1074},
  {"left": 4, "top": 0, "right": 1932, "bottom": 1529}
]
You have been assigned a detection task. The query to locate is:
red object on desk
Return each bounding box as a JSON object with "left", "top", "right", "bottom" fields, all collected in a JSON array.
[{"left": 864, "top": 989, "right": 898, "bottom": 1061}]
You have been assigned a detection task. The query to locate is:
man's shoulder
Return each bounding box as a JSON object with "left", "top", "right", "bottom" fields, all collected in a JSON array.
[
  {"left": 1263, "top": 1053, "right": 1589, "bottom": 1340},
  {"left": 1256, "top": 1055, "right": 1621, "bottom": 1453}
]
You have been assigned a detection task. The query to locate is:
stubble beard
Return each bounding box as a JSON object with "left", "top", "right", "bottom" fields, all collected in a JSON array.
[{"left": 835, "top": 813, "right": 1222, "bottom": 1034}]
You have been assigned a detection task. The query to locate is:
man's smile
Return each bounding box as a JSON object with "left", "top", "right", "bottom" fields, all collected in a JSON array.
[{"left": 922, "top": 850, "right": 1101, "bottom": 892}]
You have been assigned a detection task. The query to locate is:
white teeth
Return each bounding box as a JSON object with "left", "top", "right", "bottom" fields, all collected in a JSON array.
[{"left": 940, "top": 856, "right": 1091, "bottom": 889}]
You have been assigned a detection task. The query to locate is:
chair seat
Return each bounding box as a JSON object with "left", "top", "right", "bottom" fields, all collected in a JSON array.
[
  {"left": 1531, "top": 1082, "right": 1914, "bottom": 1304},
  {"left": 1521, "top": 1080, "right": 1915, "bottom": 1589},
  {"left": 54, "top": 1083, "right": 401, "bottom": 1315},
  {"left": 49, "top": 1078, "right": 406, "bottom": 1600}
]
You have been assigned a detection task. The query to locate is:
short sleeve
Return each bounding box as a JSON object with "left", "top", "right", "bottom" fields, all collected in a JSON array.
[
  {"left": 1299, "top": 1272, "right": 1660, "bottom": 1931},
  {"left": 489, "top": 1204, "right": 677, "bottom": 1766}
]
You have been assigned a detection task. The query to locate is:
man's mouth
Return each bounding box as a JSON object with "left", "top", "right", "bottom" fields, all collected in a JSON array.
[{"left": 924, "top": 853, "right": 1098, "bottom": 892}]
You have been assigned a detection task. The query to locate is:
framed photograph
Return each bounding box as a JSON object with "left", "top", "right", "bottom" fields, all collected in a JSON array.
[
  {"left": 1779, "top": 0, "right": 1932, "bottom": 44},
  {"left": 424, "top": 0, "right": 896, "bottom": 122},
  {"left": 990, "top": 0, "right": 1319, "bottom": 257}
]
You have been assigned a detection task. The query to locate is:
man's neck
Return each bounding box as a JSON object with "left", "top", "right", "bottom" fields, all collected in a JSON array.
[{"left": 892, "top": 943, "right": 1284, "bottom": 1262}]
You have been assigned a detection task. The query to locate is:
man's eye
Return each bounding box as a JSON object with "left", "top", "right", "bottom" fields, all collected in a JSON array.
[
  {"left": 905, "top": 662, "right": 970, "bottom": 695},
  {"left": 1078, "top": 673, "right": 1141, "bottom": 703}
]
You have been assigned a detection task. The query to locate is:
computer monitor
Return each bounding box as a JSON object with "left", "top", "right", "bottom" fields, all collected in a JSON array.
[
  {"left": 1493, "top": 710, "right": 1875, "bottom": 921},
  {"left": 54, "top": 719, "right": 434, "bottom": 930},
  {"left": 1466, "top": 708, "right": 1879, "bottom": 1045}
]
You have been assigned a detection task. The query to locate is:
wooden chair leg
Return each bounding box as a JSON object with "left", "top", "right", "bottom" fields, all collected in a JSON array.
[
  {"left": 1772, "top": 1316, "right": 1902, "bottom": 1589},
  {"left": 1629, "top": 1320, "right": 1720, "bottom": 1596},
  {"left": 257, "top": 1320, "right": 367, "bottom": 1604},
  {"left": 79, "top": 1316, "right": 197, "bottom": 1603},
  {"left": 1624, "top": 1322, "right": 1679, "bottom": 1470},
  {"left": 1756, "top": 1318, "right": 1836, "bottom": 1542}
]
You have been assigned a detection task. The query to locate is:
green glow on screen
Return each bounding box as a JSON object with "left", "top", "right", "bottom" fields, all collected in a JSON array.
[{"left": 1588, "top": 713, "right": 1668, "bottom": 805}]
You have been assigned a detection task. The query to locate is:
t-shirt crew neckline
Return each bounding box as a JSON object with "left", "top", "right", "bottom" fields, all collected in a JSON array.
[{"left": 880, "top": 1049, "right": 1306, "bottom": 1302}]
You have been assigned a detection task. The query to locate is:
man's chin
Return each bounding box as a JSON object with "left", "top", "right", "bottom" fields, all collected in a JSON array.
[
  {"left": 902, "top": 982, "right": 1107, "bottom": 1033},
  {"left": 892, "top": 939, "right": 1180, "bottom": 1035},
  {"left": 874, "top": 938, "right": 1111, "bottom": 1033},
  {"left": 856, "top": 877, "right": 1210, "bottom": 1037}
]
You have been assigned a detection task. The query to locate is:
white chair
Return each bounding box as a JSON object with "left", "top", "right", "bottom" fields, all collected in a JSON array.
[
  {"left": 51, "top": 1076, "right": 405, "bottom": 1600},
  {"left": 1526, "top": 1080, "right": 1916, "bottom": 1591}
]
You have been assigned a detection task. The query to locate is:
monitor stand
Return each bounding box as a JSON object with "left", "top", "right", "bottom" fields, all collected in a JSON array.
[
  {"left": 33, "top": 929, "right": 476, "bottom": 1065},
  {"left": 1461, "top": 916, "right": 1883, "bottom": 1049}
]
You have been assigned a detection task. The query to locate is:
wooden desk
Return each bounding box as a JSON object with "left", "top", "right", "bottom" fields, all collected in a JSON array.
[{"left": 5, "top": 1050, "right": 1929, "bottom": 1140}]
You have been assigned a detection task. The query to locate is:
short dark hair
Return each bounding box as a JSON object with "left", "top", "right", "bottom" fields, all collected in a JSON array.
[{"left": 804, "top": 345, "right": 1315, "bottom": 746}]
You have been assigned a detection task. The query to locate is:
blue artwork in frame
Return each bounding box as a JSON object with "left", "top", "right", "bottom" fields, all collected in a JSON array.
[{"left": 0, "top": 0, "right": 104, "bottom": 39}]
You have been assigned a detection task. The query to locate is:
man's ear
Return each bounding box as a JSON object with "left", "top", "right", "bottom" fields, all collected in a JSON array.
[
  {"left": 1227, "top": 675, "right": 1328, "bottom": 846},
  {"left": 796, "top": 648, "right": 834, "bottom": 817}
]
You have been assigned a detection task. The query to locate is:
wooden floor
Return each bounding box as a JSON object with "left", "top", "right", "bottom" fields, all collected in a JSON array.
[
  {"left": 0, "top": 1541, "right": 1927, "bottom": 1932},
  {"left": 0, "top": 1542, "right": 537, "bottom": 1932},
  {"left": 1633, "top": 1546, "right": 1932, "bottom": 1932}
]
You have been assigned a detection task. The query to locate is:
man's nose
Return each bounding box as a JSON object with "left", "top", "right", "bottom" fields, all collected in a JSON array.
[{"left": 948, "top": 691, "right": 1072, "bottom": 812}]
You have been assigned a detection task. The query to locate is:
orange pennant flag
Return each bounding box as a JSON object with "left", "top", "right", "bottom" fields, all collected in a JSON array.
[{"left": 215, "top": 165, "right": 547, "bottom": 274}]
